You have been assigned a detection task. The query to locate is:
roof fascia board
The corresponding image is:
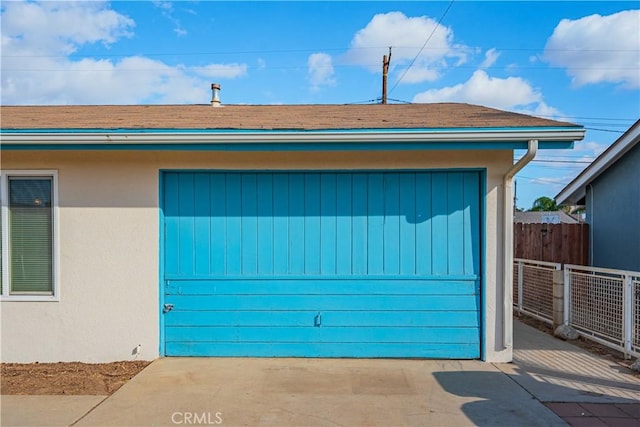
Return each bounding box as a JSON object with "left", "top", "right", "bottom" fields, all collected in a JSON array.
[
  {"left": 0, "top": 141, "right": 575, "bottom": 151},
  {"left": 556, "top": 122, "right": 640, "bottom": 205},
  {"left": 0, "top": 126, "right": 581, "bottom": 134},
  {"left": 0, "top": 128, "right": 585, "bottom": 145}
]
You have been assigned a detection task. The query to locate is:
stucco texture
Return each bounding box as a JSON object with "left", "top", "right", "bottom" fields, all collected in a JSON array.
[{"left": 0, "top": 149, "right": 512, "bottom": 363}]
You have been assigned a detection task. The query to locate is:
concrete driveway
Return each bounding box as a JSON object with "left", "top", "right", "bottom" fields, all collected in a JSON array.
[
  {"left": 71, "top": 357, "right": 563, "bottom": 427},
  {"left": 5, "top": 320, "right": 639, "bottom": 426}
]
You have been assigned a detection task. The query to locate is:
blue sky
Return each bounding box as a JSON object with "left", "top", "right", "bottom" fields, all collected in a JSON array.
[{"left": 1, "top": 1, "right": 638, "bottom": 209}]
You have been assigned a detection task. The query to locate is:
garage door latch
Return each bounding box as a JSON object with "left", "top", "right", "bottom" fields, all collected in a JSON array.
[
  {"left": 314, "top": 312, "right": 322, "bottom": 327},
  {"left": 163, "top": 304, "right": 174, "bottom": 314}
]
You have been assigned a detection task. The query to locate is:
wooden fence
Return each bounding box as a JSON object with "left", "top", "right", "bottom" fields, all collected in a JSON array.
[{"left": 514, "top": 223, "right": 589, "bottom": 265}]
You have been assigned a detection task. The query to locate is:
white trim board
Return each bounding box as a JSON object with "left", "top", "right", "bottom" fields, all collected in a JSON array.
[{"left": 556, "top": 120, "right": 640, "bottom": 205}]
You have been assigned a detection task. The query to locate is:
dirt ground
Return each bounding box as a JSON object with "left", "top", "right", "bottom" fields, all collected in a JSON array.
[
  {"left": 1, "top": 361, "right": 150, "bottom": 395},
  {"left": 516, "top": 314, "right": 640, "bottom": 379}
]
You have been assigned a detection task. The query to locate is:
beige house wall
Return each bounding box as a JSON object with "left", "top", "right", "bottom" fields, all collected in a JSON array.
[{"left": 0, "top": 149, "right": 513, "bottom": 363}]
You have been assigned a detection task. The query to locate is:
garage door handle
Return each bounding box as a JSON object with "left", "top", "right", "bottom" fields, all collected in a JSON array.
[
  {"left": 314, "top": 312, "right": 322, "bottom": 327},
  {"left": 163, "top": 304, "right": 174, "bottom": 314}
]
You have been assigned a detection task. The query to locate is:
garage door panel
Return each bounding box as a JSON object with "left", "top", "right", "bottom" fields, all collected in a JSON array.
[
  {"left": 320, "top": 174, "right": 337, "bottom": 275},
  {"left": 162, "top": 170, "right": 482, "bottom": 358},
  {"left": 415, "top": 172, "right": 433, "bottom": 275},
  {"left": 210, "top": 174, "right": 227, "bottom": 275},
  {"left": 165, "top": 279, "right": 479, "bottom": 296},
  {"left": 257, "top": 174, "right": 274, "bottom": 275},
  {"left": 304, "top": 173, "right": 322, "bottom": 275},
  {"left": 448, "top": 172, "right": 465, "bottom": 274},
  {"left": 178, "top": 173, "right": 196, "bottom": 276},
  {"left": 272, "top": 174, "right": 289, "bottom": 275},
  {"left": 399, "top": 173, "right": 416, "bottom": 275},
  {"left": 464, "top": 172, "right": 481, "bottom": 276},
  {"left": 224, "top": 174, "right": 241, "bottom": 274},
  {"left": 432, "top": 173, "right": 450, "bottom": 275},
  {"left": 383, "top": 173, "right": 401, "bottom": 275},
  {"left": 367, "top": 173, "right": 384, "bottom": 275},
  {"left": 351, "top": 174, "right": 368, "bottom": 275},
  {"left": 163, "top": 173, "right": 180, "bottom": 276},
  {"left": 166, "top": 342, "right": 480, "bottom": 359},
  {"left": 165, "top": 294, "right": 479, "bottom": 311},
  {"left": 166, "top": 310, "right": 480, "bottom": 328},
  {"left": 165, "top": 171, "right": 481, "bottom": 278},
  {"left": 288, "top": 175, "right": 306, "bottom": 274},
  {"left": 165, "top": 326, "right": 479, "bottom": 344},
  {"left": 241, "top": 174, "right": 258, "bottom": 275},
  {"left": 194, "top": 173, "right": 211, "bottom": 276}
]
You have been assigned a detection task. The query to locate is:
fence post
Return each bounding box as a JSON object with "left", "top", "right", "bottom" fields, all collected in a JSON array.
[
  {"left": 518, "top": 260, "right": 524, "bottom": 312},
  {"left": 552, "top": 268, "right": 564, "bottom": 330},
  {"left": 563, "top": 266, "right": 571, "bottom": 325},
  {"left": 623, "top": 274, "right": 633, "bottom": 359}
]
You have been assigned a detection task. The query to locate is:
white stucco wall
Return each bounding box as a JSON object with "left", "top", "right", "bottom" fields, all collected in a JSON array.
[{"left": 0, "top": 149, "right": 513, "bottom": 362}]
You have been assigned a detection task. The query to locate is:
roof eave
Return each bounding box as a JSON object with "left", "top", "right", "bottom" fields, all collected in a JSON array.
[
  {"left": 0, "top": 127, "right": 585, "bottom": 145},
  {"left": 556, "top": 121, "right": 640, "bottom": 205}
]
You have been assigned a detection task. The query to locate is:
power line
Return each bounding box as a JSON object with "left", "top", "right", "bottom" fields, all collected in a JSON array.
[
  {"left": 343, "top": 98, "right": 378, "bottom": 105},
  {"left": 532, "top": 113, "right": 637, "bottom": 126},
  {"left": 576, "top": 123, "right": 636, "bottom": 127},
  {"left": 4, "top": 63, "right": 638, "bottom": 73},
  {"left": 585, "top": 127, "right": 626, "bottom": 133},
  {"left": 525, "top": 165, "right": 588, "bottom": 171},
  {"left": 533, "top": 154, "right": 600, "bottom": 158},
  {"left": 387, "top": 98, "right": 413, "bottom": 104},
  {"left": 389, "top": 0, "right": 456, "bottom": 94},
  {"left": 538, "top": 115, "right": 637, "bottom": 122},
  {"left": 529, "top": 159, "right": 592, "bottom": 164},
  {"left": 518, "top": 175, "right": 571, "bottom": 185},
  {"left": 3, "top": 46, "right": 637, "bottom": 59}
]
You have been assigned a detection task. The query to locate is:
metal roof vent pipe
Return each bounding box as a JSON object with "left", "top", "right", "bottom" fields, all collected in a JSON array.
[{"left": 211, "top": 83, "right": 221, "bottom": 107}]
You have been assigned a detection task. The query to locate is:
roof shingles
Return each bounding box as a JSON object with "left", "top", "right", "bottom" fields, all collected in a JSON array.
[{"left": 0, "top": 103, "right": 579, "bottom": 130}]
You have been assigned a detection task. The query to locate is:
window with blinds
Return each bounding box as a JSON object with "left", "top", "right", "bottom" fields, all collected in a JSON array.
[{"left": 0, "top": 172, "right": 56, "bottom": 298}]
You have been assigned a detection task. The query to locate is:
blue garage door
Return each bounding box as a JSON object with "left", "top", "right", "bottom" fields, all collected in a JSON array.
[{"left": 162, "top": 171, "right": 481, "bottom": 358}]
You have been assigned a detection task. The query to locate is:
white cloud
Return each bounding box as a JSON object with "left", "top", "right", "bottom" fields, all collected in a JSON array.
[
  {"left": 412, "top": 70, "right": 558, "bottom": 116},
  {"left": 517, "top": 102, "right": 561, "bottom": 119},
  {"left": 543, "top": 10, "right": 640, "bottom": 88},
  {"left": 0, "top": 1, "right": 135, "bottom": 56},
  {"left": 152, "top": 1, "right": 187, "bottom": 37},
  {"left": 0, "top": 1, "right": 247, "bottom": 105},
  {"left": 343, "top": 11, "right": 469, "bottom": 84},
  {"left": 307, "top": 53, "right": 336, "bottom": 91},
  {"left": 479, "top": 48, "right": 500, "bottom": 69},
  {"left": 152, "top": 1, "right": 173, "bottom": 12}
]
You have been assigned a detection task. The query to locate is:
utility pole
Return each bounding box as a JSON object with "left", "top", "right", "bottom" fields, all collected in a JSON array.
[{"left": 381, "top": 47, "right": 392, "bottom": 104}]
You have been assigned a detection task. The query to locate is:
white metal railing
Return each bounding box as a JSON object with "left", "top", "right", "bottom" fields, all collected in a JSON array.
[
  {"left": 634, "top": 279, "right": 640, "bottom": 356},
  {"left": 513, "top": 258, "right": 561, "bottom": 324},
  {"left": 564, "top": 264, "right": 640, "bottom": 358}
]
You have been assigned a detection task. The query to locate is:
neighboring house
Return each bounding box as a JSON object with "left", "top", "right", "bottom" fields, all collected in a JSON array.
[
  {"left": 556, "top": 120, "right": 640, "bottom": 272},
  {"left": 0, "top": 102, "right": 584, "bottom": 363},
  {"left": 514, "top": 210, "right": 580, "bottom": 224}
]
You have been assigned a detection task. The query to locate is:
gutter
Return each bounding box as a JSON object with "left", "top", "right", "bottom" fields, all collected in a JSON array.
[
  {"left": 502, "top": 139, "right": 538, "bottom": 350},
  {"left": 0, "top": 128, "right": 585, "bottom": 145}
]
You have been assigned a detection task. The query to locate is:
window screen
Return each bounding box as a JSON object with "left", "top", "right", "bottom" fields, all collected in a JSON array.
[{"left": 8, "top": 177, "right": 53, "bottom": 294}]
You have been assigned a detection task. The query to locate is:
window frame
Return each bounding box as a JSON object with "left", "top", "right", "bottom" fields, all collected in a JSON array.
[{"left": 0, "top": 170, "right": 60, "bottom": 301}]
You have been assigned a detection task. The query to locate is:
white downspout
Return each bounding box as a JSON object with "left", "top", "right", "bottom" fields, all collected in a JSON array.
[{"left": 502, "top": 139, "right": 538, "bottom": 349}]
